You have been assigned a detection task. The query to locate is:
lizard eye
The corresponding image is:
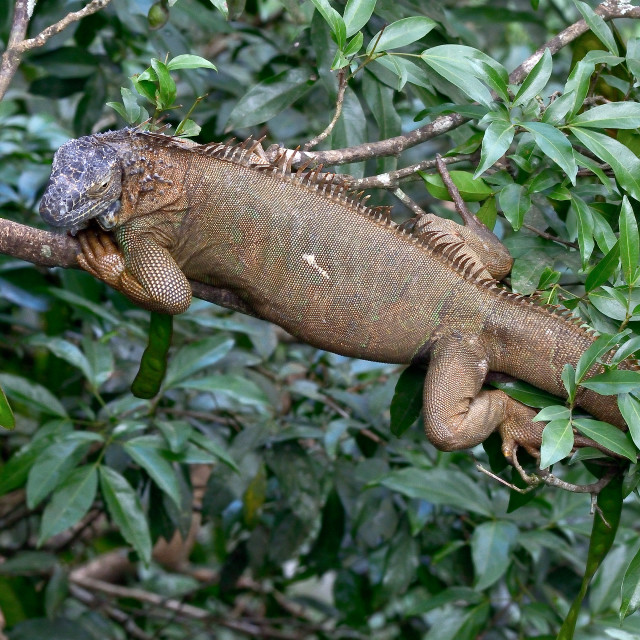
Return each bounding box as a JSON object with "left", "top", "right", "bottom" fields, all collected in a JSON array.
[{"left": 90, "top": 179, "right": 110, "bottom": 195}]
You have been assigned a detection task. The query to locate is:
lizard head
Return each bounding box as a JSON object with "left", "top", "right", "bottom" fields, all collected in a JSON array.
[{"left": 39, "top": 135, "right": 123, "bottom": 234}]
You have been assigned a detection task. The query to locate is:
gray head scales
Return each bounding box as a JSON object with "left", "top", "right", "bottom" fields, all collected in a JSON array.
[{"left": 39, "top": 135, "right": 122, "bottom": 234}]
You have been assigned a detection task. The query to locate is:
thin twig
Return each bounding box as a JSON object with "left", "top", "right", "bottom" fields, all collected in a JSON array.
[
  {"left": 350, "top": 153, "right": 472, "bottom": 190},
  {"left": 12, "top": 0, "right": 114, "bottom": 55},
  {"left": 69, "top": 584, "right": 156, "bottom": 640},
  {"left": 475, "top": 464, "right": 535, "bottom": 494},
  {"left": 510, "top": 443, "right": 617, "bottom": 494},
  {"left": 0, "top": 0, "right": 115, "bottom": 101},
  {"left": 392, "top": 188, "right": 427, "bottom": 217},
  {"left": 304, "top": 68, "right": 348, "bottom": 150},
  {"left": 436, "top": 154, "right": 474, "bottom": 223},
  {"left": 522, "top": 223, "right": 578, "bottom": 248},
  {"left": 0, "top": 0, "right": 30, "bottom": 101},
  {"left": 70, "top": 574, "right": 305, "bottom": 639}
]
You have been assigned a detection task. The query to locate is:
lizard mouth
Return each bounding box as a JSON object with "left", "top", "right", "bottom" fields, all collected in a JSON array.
[
  {"left": 97, "top": 200, "right": 122, "bottom": 230},
  {"left": 40, "top": 191, "right": 121, "bottom": 234}
]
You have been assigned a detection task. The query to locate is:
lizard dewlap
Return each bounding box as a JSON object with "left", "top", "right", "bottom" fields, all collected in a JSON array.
[{"left": 39, "top": 128, "right": 637, "bottom": 462}]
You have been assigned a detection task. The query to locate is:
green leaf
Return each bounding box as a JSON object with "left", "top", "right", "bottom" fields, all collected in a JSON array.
[
  {"left": 571, "top": 127, "right": 640, "bottom": 201},
  {"left": 374, "top": 56, "right": 432, "bottom": 90},
  {"left": 150, "top": 58, "right": 176, "bottom": 110},
  {"left": 574, "top": 0, "right": 618, "bottom": 56},
  {"left": 243, "top": 464, "right": 267, "bottom": 528},
  {"left": 471, "top": 521, "right": 519, "bottom": 590},
  {"left": 343, "top": 0, "right": 375, "bottom": 37},
  {"left": 513, "top": 48, "right": 552, "bottom": 108},
  {"left": 474, "top": 119, "right": 515, "bottom": 177},
  {"left": 420, "top": 170, "right": 493, "bottom": 202},
  {"left": 342, "top": 32, "right": 363, "bottom": 57},
  {"left": 481, "top": 62, "right": 510, "bottom": 103},
  {"left": 540, "top": 419, "right": 573, "bottom": 468},
  {"left": 532, "top": 405, "right": 570, "bottom": 422},
  {"left": 562, "top": 363, "right": 577, "bottom": 403},
  {"left": 542, "top": 90, "right": 577, "bottom": 125},
  {"left": 0, "top": 384, "right": 14, "bottom": 430},
  {"left": 564, "top": 60, "right": 595, "bottom": 120},
  {"left": 559, "top": 474, "right": 622, "bottom": 638},
  {"left": 0, "top": 438, "right": 54, "bottom": 497},
  {"left": 618, "top": 393, "right": 640, "bottom": 450},
  {"left": 571, "top": 194, "right": 595, "bottom": 268},
  {"left": 588, "top": 286, "right": 636, "bottom": 322},
  {"left": 476, "top": 197, "right": 497, "bottom": 230},
  {"left": 226, "top": 68, "right": 315, "bottom": 130},
  {"left": 27, "top": 335, "right": 93, "bottom": 386},
  {"left": 580, "top": 369, "right": 640, "bottom": 395},
  {"left": 390, "top": 367, "right": 424, "bottom": 437},
  {"left": 188, "top": 430, "right": 239, "bottom": 471},
  {"left": 621, "top": 543, "right": 640, "bottom": 620},
  {"left": 167, "top": 54, "right": 217, "bottom": 71},
  {"left": 421, "top": 47, "right": 494, "bottom": 107},
  {"left": 498, "top": 183, "right": 530, "bottom": 231},
  {"left": 123, "top": 435, "right": 182, "bottom": 507},
  {"left": 0, "top": 373, "right": 67, "bottom": 418},
  {"left": 121, "top": 86, "right": 141, "bottom": 122},
  {"left": 537, "top": 266, "right": 561, "bottom": 289},
  {"left": 38, "top": 466, "right": 97, "bottom": 545},
  {"left": 585, "top": 240, "right": 619, "bottom": 292},
  {"left": 573, "top": 419, "right": 636, "bottom": 462},
  {"left": 619, "top": 196, "right": 639, "bottom": 285},
  {"left": 164, "top": 335, "right": 234, "bottom": 388},
  {"left": 367, "top": 17, "right": 436, "bottom": 54},
  {"left": 576, "top": 332, "right": 623, "bottom": 382},
  {"left": 489, "top": 379, "right": 560, "bottom": 408},
  {"left": 522, "top": 121, "right": 577, "bottom": 184},
  {"left": 26, "top": 438, "right": 92, "bottom": 508},
  {"left": 571, "top": 102, "right": 640, "bottom": 129},
  {"left": 207, "top": 0, "right": 228, "bottom": 18},
  {"left": 176, "top": 374, "right": 270, "bottom": 409},
  {"left": 99, "top": 465, "right": 151, "bottom": 563},
  {"left": 310, "top": 0, "right": 346, "bottom": 49},
  {"left": 611, "top": 336, "right": 640, "bottom": 366},
  {"left": 375, "top": 468, "right": 493, "bottom": 517}
]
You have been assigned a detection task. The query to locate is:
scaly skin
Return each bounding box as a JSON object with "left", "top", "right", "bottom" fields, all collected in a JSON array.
[{"left": 39, "top": 129, "right": 633, "bottom": 462}]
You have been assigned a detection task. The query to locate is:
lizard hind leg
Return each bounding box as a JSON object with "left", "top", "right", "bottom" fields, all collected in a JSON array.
[
  {"left": 422, "top": 333, "right": 544, "bottom": 461},
  {"left": 411, "top": 213, "right": 513, "bottom": 280}
]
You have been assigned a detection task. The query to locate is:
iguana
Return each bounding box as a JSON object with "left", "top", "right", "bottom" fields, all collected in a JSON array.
[{"left": 39, "top": 128, "right": 633, "bottom": 463}]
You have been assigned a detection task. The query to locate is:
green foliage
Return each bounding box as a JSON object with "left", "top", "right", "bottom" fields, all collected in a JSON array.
[{"left": 3, "top": 0, "right": 640, "bottom": 638}]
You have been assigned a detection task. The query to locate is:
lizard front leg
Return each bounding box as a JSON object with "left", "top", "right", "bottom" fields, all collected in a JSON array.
[{"left": 77, "top": 229, "right": 192, "bottom": 314}]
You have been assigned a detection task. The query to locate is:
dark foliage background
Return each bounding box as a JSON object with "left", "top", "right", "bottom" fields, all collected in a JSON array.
[{"left": 2, "top": 1, "right": 640, "bottom": 638}]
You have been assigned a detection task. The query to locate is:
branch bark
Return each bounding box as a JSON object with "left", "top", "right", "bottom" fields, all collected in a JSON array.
[{"left": 0, "top": 218, "right": 255, "bottom": 315}]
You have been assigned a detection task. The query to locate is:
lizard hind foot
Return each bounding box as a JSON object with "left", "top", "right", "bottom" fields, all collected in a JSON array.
[{"left": 498, "top": 397, "right": 546, "bottom": 466}]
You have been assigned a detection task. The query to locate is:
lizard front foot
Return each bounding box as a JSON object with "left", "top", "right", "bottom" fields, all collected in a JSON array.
[{"left": 77, "top": 229, "right": 127, "bottom": 288}]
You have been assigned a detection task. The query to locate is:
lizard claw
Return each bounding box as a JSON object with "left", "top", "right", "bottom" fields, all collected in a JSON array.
[{"left": 77, "top": 229, "right": 126, "bottom": 287}]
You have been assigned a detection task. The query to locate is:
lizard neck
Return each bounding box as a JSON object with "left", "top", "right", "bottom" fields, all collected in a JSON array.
[{"left": 116, "top": 132, "right": 188, "bottom": 224}]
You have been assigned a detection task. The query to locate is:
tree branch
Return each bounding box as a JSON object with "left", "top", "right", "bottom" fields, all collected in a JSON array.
[
  {"left": 283, "top": 1, "right": 640, "bottom": 168},
  {"left": 0, "top": 0, "right": 115, "bottom": 101},
  {"left": 0, "top": 218, "right": 255, "bottom": 315}
]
